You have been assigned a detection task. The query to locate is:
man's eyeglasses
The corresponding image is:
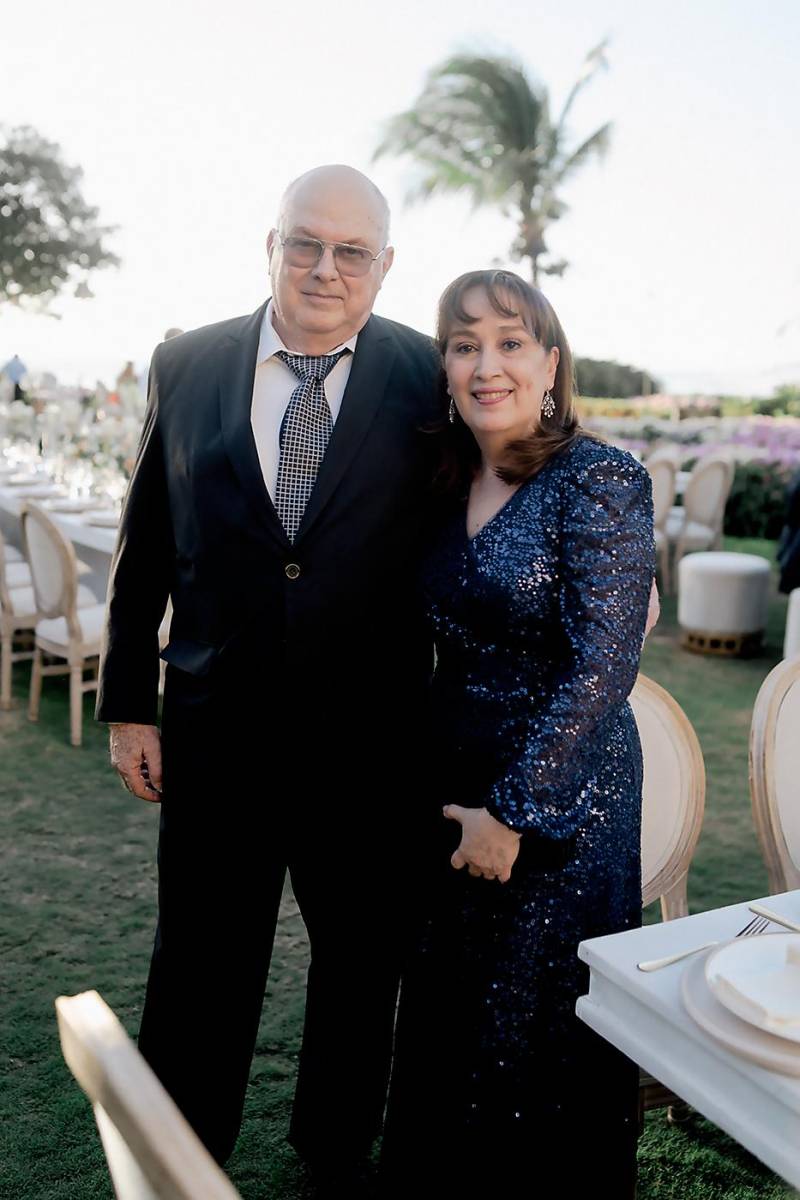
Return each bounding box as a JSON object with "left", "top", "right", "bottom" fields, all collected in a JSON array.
[{"left": 276, "top": 233, "right": 387, "bottom": 278}]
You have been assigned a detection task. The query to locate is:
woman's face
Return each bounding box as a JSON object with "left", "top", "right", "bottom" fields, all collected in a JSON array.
[{"left": 444, "top": 287, "right": 559, "bottom": 444}]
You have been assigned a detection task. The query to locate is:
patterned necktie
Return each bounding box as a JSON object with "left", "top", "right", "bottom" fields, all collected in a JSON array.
[{"left": 273, "top": 349, "right": 349, "bottom": 542}]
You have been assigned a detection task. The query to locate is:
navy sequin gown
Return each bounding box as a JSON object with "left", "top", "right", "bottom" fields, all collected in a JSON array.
[{"left": 381, "top": 436, "right": 655, "bottom": 1197}]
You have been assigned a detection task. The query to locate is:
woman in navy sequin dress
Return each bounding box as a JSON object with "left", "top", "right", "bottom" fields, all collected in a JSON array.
[{"left": 380, "top": 271, "right": 655, "bottom": 1198}]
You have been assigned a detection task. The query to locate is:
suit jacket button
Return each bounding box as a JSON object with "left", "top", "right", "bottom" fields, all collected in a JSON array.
[{"left": 285, "top": 562, "right": 301, "bottom": 580}]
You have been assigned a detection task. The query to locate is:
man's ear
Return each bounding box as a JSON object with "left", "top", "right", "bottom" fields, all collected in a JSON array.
[
  {"left": 267, "top": 228, "right": 277, "bottom": 264},
  {"left": 380, "top": 245, "right": 395, "bottom": 283}
]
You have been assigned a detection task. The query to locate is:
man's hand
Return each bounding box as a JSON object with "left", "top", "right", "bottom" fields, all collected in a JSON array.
[
  {"left": 109, "top": 723, "right": 163, "bottom": 802},
  {"left": 443, "top": 805, "right": 521, "bottom": 883},
  {"left": 644, "top": 579, "right": 661, "bottom": 639}
]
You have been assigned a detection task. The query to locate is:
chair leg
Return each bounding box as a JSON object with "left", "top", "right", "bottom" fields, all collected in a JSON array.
[
  {"left": 28, "top": 647, "right": 43, "bottom": 722},
  {"left": 1, "top": 632, "right": 12, "bottom": 710},
  {"left": 69, "top": 665, "right": 83, "bottom": 747},
  {"left": 660, "top": 876, "right": 689, "bottom": 922}
]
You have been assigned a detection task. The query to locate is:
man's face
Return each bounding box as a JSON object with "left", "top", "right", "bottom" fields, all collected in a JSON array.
[{"left": 267, "top": 180, "right": 394, "bottom": 352}]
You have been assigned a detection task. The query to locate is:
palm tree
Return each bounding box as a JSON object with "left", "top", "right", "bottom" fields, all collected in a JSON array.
[{"left": 373, "top": 44, "right": 611, "bottom": 285}]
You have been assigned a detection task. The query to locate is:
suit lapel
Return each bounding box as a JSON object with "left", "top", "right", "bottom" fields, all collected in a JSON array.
[
  {"left": 297, "top": 314, "right": 396, "bottom": 540},
  {"left": 217, "top": 301, "right": 290, "bottom": 548}
]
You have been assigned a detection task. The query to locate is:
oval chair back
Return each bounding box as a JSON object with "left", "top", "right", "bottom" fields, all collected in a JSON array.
[
  {"left": 21, "top": 502, "right": 81, "bottom": 640},
  {"left": 631, "top": 673, "right": 706, "bottom": 1124},
  {"left": 647, "top": 459, "right": 677, "bottom": 532},
  {"left": 683, "top": 457, "right": 733, "bottom": 534},
  {"left": 749, "top": 656, "right": 800, "bottom": 894},
  {"left": 0, "top": 528, "right": 18, "bottom": 617},
  {"left": 646, "top": 444, "right": 682, "bottom": 467},
  {"left": 631, "top": 674, "right": 706, "bottom": 920},
  {"left": 56, "top": 990, "right": 242, "bottom": 1200}
]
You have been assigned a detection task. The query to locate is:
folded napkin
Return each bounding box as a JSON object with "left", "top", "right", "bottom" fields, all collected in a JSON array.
[{"left": 714, "top": 942, "right": 800, "bottom": 1031}]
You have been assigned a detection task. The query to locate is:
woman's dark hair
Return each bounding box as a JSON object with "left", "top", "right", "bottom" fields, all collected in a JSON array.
[{"left": 435, "top": 269, "right": 584, "bottom": 491}]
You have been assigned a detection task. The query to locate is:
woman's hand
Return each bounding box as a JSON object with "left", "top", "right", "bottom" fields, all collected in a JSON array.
[
  {"left": 644, "top": 579, "right": 660, "bottom": 639},
  {"left": 443, "top": 805, "right": 521, "bottom": 883}
]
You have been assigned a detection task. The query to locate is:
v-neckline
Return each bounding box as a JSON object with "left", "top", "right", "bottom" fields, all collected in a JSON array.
[{"left": 465, "top": 479, "right": 529, "bottom": 544}]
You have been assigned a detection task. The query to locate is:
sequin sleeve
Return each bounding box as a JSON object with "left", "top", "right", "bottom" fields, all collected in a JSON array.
[{"left": 486, "top": 449, "right": 655, "bottom": 837}]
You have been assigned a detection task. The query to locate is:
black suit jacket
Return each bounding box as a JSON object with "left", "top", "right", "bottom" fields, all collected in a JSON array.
[{"left": 96, "top": 302, "right": 443, "bottom": 742}]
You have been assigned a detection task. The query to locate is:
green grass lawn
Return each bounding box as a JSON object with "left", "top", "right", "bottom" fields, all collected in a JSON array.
[{"left": 1, "top": 536, "right": 797, "bottom": 1199}]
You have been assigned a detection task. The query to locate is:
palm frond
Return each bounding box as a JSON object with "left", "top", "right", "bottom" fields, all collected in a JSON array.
[
  {"left": 373, "top": 47, "right": 612, "bottom": 279},
  {"left": 555, "top": 37, "right": 610, "bottom": 131},
  {"left": 552, "top": 122, "right": 612, "bottom": 183},
  {"left": 374, "top": 108, "right": 518, "bottom": 206},
  {"left": 438, "top": 54, "right": 546, "bottom": 152}
]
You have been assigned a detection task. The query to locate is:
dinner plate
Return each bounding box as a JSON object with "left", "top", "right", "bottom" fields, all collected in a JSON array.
[
  {"left": 44, "top": 498, "right": 96, "bottom": 513},
  {"left": 705, "top": 934, "right": 800, "bottom": 1044},
  {"left": 682, "top": 951, "right": 800, "bottom": 1077},
  {"left": 83, "top": 511, "right": 119, "bottom": 528}
]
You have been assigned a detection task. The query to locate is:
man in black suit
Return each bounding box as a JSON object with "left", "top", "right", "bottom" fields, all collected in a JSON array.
[{"left": 96, "top": 165, "right": 440, "bottom": 1192}]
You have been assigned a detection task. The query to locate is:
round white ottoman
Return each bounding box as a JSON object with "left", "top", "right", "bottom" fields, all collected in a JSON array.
[
  {"left": 784, "top": 588, "right": 800, "bottom": 660},
  {"left": 678, "top": 551, "right": 771, "bottom": 656}
]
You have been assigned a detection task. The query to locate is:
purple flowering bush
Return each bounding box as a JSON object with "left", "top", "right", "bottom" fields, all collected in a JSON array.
[
  {"left": 723, "top": 461, "right": 794, "bottom": 539},
  {"left": 586, "top": 414, "right": 800, "bottom": 539}
]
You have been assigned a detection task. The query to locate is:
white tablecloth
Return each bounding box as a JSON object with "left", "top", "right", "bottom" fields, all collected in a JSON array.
[
  {"left": 0, "top": 484, "right": 118, "bottom": 599},
  {"left": 578, "top": 890, "right": 800, "bottom": 1190}
]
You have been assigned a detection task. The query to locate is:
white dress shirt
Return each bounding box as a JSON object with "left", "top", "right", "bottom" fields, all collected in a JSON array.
[{"left": 250, "top": 300, "right": 358, "bottom": 501}]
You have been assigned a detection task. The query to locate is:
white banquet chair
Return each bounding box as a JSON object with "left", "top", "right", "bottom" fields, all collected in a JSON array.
[
  {"left": 646, "top": 443, "right": 682, "bottom": 467},
  {"left": 749, "top": 655, "right": 800, "bottom": 895},
  {"left": 4, "top": 558, "right": 32, "bottom": 589},
  {"left": 646, "top": 458, "right": 677, "bottom": 594},
  {"left": 0, "top": 528, "right": 38, "bottom": 710},
  {"left": 21, "top": 502, "right": 106, "bottom": 746},
  {"left": 630, "top": 673, "right": 706, "bottom": 1123},
  {"left": 634, "top": 673, "right": 706, "bottom": 922},
  {"left": 56, "top": 990, "right": 243, "bottom": 1200},
  {"left": 665, "top": 456, "right": 734, "bottom": 577},
  {"left": 783, "top": 589, "right": 800, "bottom": 660}
]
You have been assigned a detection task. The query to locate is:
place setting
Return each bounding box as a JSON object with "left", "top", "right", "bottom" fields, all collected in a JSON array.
[
  {"left": 2, "top": 472, "right": 46, "bottom": 488},
  {"left": 12, "top": 483, "right": 67, "bottom": 500},
  {"left": 81, "top": 508, "right": 121, "bottom": 528},
  {"left": 637, "top": 906, "right": 800, "bottom": 1077},
  {"left": 42, "top": 497, "right": 98, "bottom": 514}
]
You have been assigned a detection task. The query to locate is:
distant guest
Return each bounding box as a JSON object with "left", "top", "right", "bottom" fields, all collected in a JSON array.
[{"left": 778, "top": 469, "right": 800, "bottom": 594}]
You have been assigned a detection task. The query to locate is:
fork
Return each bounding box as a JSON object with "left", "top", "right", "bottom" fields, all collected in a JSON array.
[{"left": 636, "top": 913, "right": 770, "bottom": 972}]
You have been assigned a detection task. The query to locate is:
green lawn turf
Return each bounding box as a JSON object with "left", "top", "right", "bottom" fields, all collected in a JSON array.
[{"left": 0, "top": 536, "right": 796, "bottom": 1199}]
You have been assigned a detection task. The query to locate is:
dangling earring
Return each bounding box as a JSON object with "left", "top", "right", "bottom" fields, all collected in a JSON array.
[
  {"left": 541, "top": 389, "right": 555, "bottom": 420},
  {"left": 448, "top": 395, "right": 456, "bottom": 424}
]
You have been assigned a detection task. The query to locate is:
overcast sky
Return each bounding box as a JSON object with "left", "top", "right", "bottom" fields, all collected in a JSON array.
[{"left": 1, "top": 0, "right": 798, "bottom": 394}]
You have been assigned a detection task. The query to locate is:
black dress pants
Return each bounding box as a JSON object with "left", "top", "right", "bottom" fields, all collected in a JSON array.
[{"left": 137, "top": 680, "right": 414, "bottom": 1167}]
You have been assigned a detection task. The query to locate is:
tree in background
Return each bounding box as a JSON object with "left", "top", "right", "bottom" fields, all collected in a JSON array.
[
  {"left": 0, "top": 125, "right": 119, "bottom": 309},
  {"left": 575, "top": 357, "right": 662, "bottom": 398},
  {"left": 754, "top": 384, "right": 800, "bottom": 418},
  {"left": 374, "top": 44, "right": 611, "bottom": 284}
]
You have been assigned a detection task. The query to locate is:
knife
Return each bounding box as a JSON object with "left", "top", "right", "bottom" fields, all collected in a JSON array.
[{"left": 748, "top": 903, "right": 800, "bottom": 933}]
